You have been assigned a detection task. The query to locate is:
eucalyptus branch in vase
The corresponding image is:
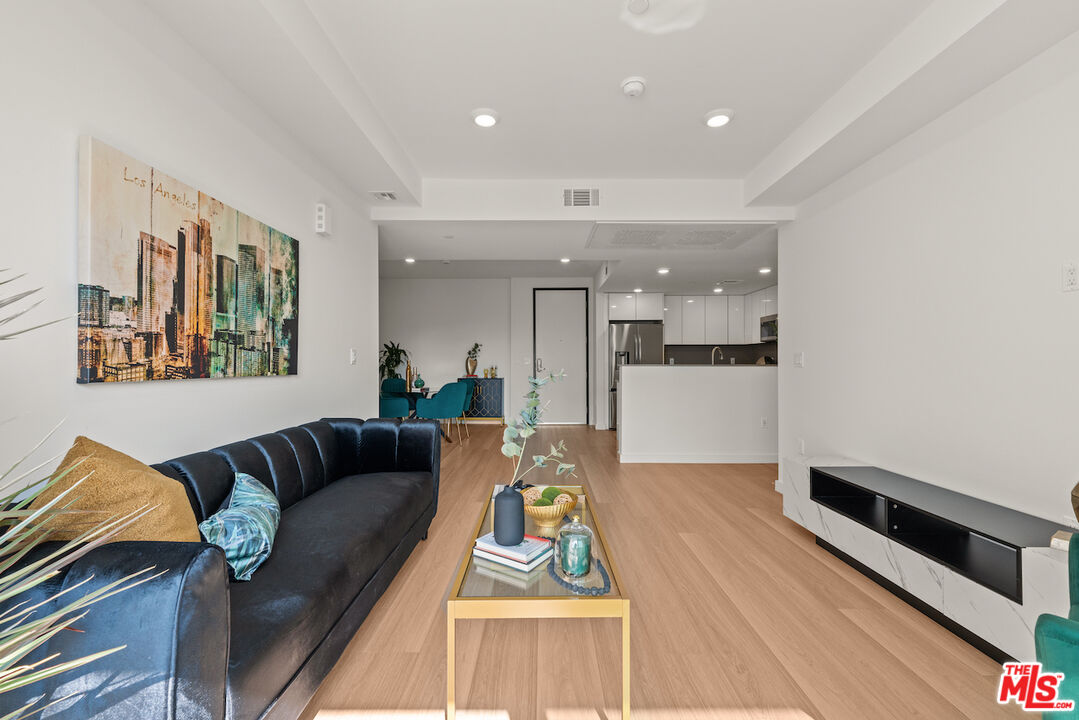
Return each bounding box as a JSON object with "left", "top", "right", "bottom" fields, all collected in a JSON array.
[{"left": 500, "top": 371, "right": 577, "bottom": 487}]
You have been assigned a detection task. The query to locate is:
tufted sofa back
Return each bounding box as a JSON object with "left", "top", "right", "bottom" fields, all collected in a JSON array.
[
  {"left": 152, "top": 420, "right": 340, "bottom": 522},
  {"left": 153, "top": 418, "right": 440, "bottom": 522}
]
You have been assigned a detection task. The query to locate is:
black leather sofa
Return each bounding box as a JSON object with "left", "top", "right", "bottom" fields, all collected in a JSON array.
[{"left": 3, "top": 417, "right": 440, "bottom": 720}]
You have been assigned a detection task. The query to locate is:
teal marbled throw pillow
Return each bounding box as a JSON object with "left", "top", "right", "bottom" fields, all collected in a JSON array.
[{"left": 198, "top": 473, "right": 280, "bottom": 582}]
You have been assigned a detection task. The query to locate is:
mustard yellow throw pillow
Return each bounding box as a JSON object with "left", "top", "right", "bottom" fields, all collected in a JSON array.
[{"left": 30, "top": 436, "right": 199, "bottom": 543}]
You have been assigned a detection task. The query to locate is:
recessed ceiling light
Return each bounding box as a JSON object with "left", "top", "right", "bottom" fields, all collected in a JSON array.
[
  {"left": 705, "top": 109, "right": 734, "bottom": 128},
  {"left": 663, "top": 307, "right": 668, "bottom": 311},
  {"left": 687, "top": 299, "right": 694, "bottom": 303},
  {"left": 657, "top": 267, "right": 670, "bottom": 275},
  {"left": 404, "top": 257, "right": 415, "bottom": 264},
  {"left": 610, "top": 305, "right": 617, "bottom": 309},
  {"left": 759, "top": 267, "right": 772, "bottom": 274},
  {"left": 472, "top": 109, "right": 499, "bottom": 127},
  {"left": 713, "top": 287, "right": 723, "bottom": 293},
  {"left": 560, "top": 257, "right": 571, "bottom": 263},
  {"left": 634, "top": 288, "right": 642, "bottom": 293}
]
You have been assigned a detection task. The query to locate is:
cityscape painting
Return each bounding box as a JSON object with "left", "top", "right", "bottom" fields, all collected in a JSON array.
[{"left": 77, "top": 137, "right": 299, "bottom": 383}]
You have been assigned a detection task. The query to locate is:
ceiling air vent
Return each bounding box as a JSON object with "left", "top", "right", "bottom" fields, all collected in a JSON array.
[
  {"left": 370, "top": 191, "right": 397, "bottom": 201},
  {"left": 563, "top": 188, "right": 599, "bottom": 207}
]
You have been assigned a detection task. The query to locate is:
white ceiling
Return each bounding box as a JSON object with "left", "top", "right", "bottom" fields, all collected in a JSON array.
[
  {"left": 379, "top": 220, "right": 776, "bottom": 294},
  {"left": 306, "top": 0, "right": 931, "bottom": 179},
  {"left": 131, "top": 0, "right": 1079, "bottom": 294},
  {"left": 379, "top": 259, "right": 603, "bottom": 280}
]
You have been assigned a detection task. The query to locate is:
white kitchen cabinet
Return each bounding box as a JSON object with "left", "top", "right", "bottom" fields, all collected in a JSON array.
[
  {"left": 663, "top": 297, "right": 682, "bottom": 345},
  {"left": 608, "top": 293, "right": 636, "bottom": 321},
  {"left": 635, "top": 292, "right": 664, "bottom": 321},
  {"left": 745, "top": 290, "right": 761, "bottom": 343},
  {"left": 727, "top": 296, "right": 746, "bottom": 344},
  {"left": 759, "top": 285, "right": 778, "bottom": 320},
  {"left": 704, "top": 295, "right": 728, "bottom": 344},
  {"left": 681, "top": 296, "right": 705, "bottom": 344}
]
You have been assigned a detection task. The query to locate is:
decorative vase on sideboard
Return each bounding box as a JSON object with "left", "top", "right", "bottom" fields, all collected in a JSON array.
[{"left": 466, "top": 357, "right": 478, "bottom": 377}]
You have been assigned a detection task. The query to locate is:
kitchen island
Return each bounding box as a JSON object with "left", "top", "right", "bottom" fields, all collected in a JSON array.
[{"left": 618, "top": 365, "right": 777, "bottom": 463}]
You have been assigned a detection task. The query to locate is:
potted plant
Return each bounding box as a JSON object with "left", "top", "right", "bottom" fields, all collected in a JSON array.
[
  {"left": 493, "top": 371, "right": 578, "bottom": 545},
  {"left": 465, "top": 342, "right": 482, "bottom": 377},
  {"left": 1, "top": 269, "right": 152, "bottom": 717},
  {"left": 378, "top": 342, "right": 409, "bottom": 380}
]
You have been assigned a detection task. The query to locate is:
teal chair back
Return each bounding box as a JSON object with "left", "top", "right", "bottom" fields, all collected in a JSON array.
[
  {"left": 1036, "top": 534, "right": 1079, "bottom": 715},
  {"left": 416, "top": 381, "right": 468, "bottom": 421},
  {"left": 379, "top": 395, "right": 409, "bottom": 418},
  {"left": 459, "top": 378, "right": 476, "bottom": 415},
  {"left": 381, "top": 377, "right": 406, "bottom": 396}
]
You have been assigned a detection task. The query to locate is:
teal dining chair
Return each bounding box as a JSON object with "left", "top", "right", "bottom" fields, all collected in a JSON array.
[
  {"left": 379, "top": 394, "right": 409, "bottom": 419},
  {"left": 416, "top": 381, "right": 468, "bottom": 443},
  {"left": 458, "top": 377, "right": 476, "bottom": 439},
  {"left": 379, "top": 377, "right": 409, "bottom": 419},
  {"left": 381, "top": 377, "right": 406, "bottom": 395}
]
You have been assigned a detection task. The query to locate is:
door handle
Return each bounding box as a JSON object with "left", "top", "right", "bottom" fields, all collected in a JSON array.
[{"left": 536, "top": 357, "right": 545, "bottom": 373}]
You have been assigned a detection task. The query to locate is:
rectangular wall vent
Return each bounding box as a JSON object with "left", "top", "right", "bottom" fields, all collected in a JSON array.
[
  {"left": 563, "top": 188, "right": 599, "bottom": 207},
  {"left": 370, "top": 191, "right": 397, "bottom": 201}
]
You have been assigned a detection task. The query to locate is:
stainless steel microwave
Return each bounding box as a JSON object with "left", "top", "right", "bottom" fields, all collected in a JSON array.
[{"left": 760, "top": 314, "right": 778, "bottom": 342}]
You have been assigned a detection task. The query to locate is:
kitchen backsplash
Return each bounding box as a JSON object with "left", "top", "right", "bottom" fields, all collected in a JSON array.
[{"left": 664, "top": 342, "right": 778, "bottom": 365}]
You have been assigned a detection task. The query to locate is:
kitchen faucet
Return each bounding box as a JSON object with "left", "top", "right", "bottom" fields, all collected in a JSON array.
[{"left": 711, "top": 346, "right": 724, "bottom": 365}]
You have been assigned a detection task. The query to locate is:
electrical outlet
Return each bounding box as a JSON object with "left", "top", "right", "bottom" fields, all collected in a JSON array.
[
  {"left": 760, "top": 417, "right": 768, "bottom": 428},
  {"left": 1064, "top": 262, "right": 1079, "bottom": 292}
]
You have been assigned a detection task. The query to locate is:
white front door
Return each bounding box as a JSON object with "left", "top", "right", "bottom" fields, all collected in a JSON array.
[{"left": 533, "top": 289, "right": 588, "bottom": 424}]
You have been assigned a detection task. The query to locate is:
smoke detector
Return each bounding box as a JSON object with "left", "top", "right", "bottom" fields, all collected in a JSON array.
[{"left": 621, "top": 76, "right": 647, "bottom": 98}]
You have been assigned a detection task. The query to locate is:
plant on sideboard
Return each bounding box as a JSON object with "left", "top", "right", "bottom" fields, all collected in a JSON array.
[
  {"left": 378, "top": 342, "right": 409, "bottom": 380},
  {"left": 0, "top": 268, "right": 155, "bottom": 718},
  {"left": 465, "top": 342, "right": 482, "bottom": 377},
  {"left": 500, "top": 371, "right": 578, "bottom": 487}
]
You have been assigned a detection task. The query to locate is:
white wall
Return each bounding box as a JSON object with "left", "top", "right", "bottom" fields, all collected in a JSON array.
[
  {"left": 0, "top": 3, "right": 379, "bottom": 468},
  {"left": 378, "top": 278, "right": 510, "bottom": 400},
  {"left": 620, "top": 366, "right": 778, "bottom": 463},
  {"left": 779, "top": 41, "right": 1079, "bottom": 526}
]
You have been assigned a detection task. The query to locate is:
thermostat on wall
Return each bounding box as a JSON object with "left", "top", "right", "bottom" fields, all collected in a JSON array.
[{"left": 315, "top": 202, "right": 331, "bottom": 235}]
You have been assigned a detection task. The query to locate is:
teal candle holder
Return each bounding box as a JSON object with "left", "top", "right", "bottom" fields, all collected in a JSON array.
[{"left": 555, "top": 515, "right": 593, "bottom": 579}]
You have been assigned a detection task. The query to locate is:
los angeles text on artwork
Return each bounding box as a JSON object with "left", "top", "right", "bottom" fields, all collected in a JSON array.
[{"left": 121, "top": 166, "right": 198, "bottom": 211}]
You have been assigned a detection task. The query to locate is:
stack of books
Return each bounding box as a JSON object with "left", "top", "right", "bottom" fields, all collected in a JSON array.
[{"left": 472, "top": 531, "right": 552, "bottom": 572}]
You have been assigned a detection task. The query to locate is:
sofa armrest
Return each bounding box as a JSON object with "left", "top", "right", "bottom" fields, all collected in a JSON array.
[
  {"left": 5, "top": 541, "right": 229, "bottom": 720},
  {"left": 323, "top": 418, "right": 442, "bottom": 513}
]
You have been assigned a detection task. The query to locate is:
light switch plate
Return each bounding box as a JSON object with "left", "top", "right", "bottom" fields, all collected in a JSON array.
[
  {"left": 1064, "top": 262, "right": 1079, "bottom": 292},
  {"left": 349, "top": 348, "right": 357, "bottom": 366},
  {"left": 793, "top": 351, "right": 805, "bottom": 368}
]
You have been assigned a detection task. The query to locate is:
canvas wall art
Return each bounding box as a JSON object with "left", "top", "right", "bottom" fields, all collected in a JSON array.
[{"left": 77, "top": 137, "right": 299, "bottom": 383}]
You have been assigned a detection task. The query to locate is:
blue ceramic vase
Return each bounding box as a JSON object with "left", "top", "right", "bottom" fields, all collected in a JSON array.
[{"left": 493, "top": 487, "right": 524, "bottom": 546}]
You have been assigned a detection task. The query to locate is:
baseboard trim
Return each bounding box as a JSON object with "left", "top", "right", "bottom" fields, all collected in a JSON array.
[
  {"left": 618, "top": 452, "right": 778, "bottom": 464},
  {"left": 816, "top": 537, "right": 1014, "bottom": 664}
]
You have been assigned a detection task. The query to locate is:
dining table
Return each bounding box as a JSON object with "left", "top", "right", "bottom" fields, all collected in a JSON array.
[{"left": 389, "top": 388, "right": 452, "bottom": 442}]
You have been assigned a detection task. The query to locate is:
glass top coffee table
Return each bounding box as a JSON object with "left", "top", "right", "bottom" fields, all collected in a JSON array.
[{"left": 446, "top": 484, "right": 630, "bottom": 718}]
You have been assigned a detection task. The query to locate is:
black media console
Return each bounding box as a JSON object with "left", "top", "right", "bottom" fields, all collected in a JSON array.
[{"left": 810, "top": 466, "right": 1069, "bottom": 604}]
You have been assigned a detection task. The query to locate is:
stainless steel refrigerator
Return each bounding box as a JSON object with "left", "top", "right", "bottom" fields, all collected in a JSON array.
[{"left": 609, "top": 321, "right": 664, "bottom": 430}]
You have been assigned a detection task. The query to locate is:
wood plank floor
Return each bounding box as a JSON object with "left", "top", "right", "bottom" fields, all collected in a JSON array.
[{"left": 300, "top": 425, "right": 1019, "bottom": 720}]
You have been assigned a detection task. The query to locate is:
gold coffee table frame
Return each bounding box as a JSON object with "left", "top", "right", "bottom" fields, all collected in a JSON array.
[{"left": 446, "top": 485, "right": 630, "bottom": 719}]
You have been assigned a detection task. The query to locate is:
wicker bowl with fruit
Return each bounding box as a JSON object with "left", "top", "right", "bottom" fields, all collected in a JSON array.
[{"left": 521, "top": 486, "right": 578, "bottom": 529}]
